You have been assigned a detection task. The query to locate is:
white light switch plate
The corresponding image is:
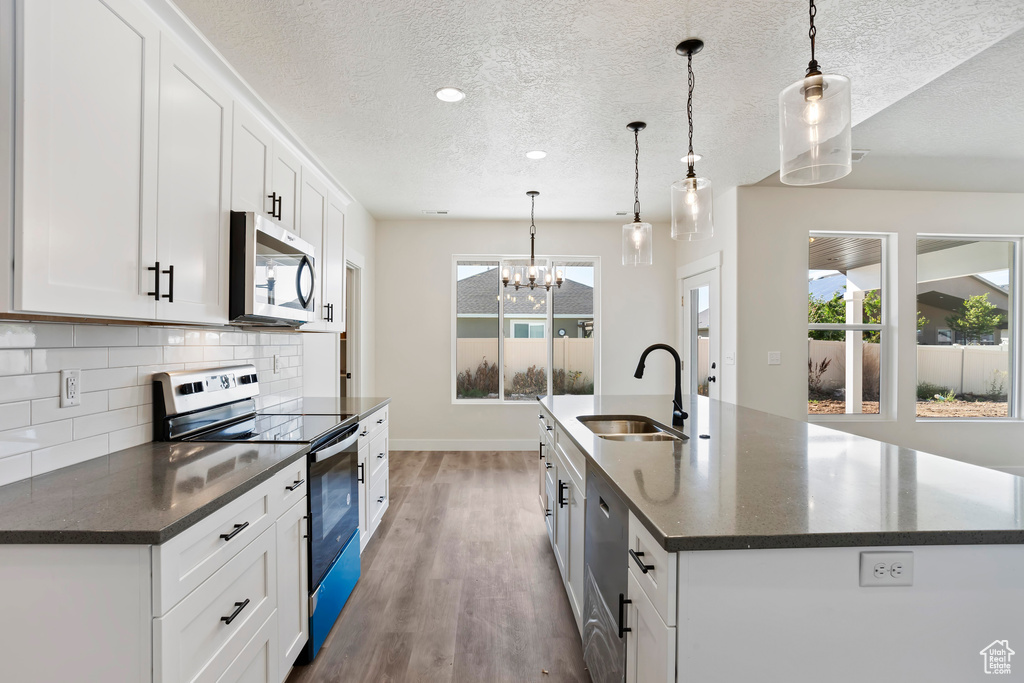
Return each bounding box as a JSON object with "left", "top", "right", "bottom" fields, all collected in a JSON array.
[
  {"left": 768, "top": 351, "right": 781, "bottom": 365},
  {"left": 60, "top": 369, "right": 81, "bottom": 408}
]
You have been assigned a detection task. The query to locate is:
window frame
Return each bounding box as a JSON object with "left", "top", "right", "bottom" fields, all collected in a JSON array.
[
  {"left": 451, "top": 254, "right": 601, "bottom": 404},
  {"left": 914, "top": 235, "right": 1020, "bottom": 422},
  {"left": 807, "top": 231, "right": 894, "bottom": 422}
]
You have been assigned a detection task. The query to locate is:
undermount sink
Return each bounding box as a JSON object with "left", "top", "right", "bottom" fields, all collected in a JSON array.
[{"left": 577, "top": 415, "right": 685, "bottom": 442}]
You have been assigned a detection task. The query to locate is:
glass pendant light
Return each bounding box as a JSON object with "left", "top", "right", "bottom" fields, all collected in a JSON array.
[
  {"left": 622, "top": 122, "right": 653, "bottom": 266},
  {"left": 671, "top": 39, "right": 713, "bottom": 241},
  {"left": 779, "top": 0, "right": 852, "bottom": 185},
  {"left": 501, "top": 191, "right": 563, "bottom": 291}
]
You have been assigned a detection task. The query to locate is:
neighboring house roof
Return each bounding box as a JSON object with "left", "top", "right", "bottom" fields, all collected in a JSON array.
[
  {"left": 808, "top": 273, "right": 847, "bottom": 300},
  {"left": 457, "top": 268, "right": 593, "bottom": 316}
]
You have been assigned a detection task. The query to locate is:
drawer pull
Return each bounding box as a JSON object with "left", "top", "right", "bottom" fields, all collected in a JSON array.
[
  {"left": 377, "top": 452, "right": 385, "bottom": 459},
  {"left": 286, "top": 478, "right": 305, "bottom": 491},
  {"left": 629, "top": 548, "right": 655, "bottom": 574},
  {"left": 545, "top": 463, "right": 552, "bottom": 470},
  {"left": 545, "top": 508, "right": 552, "bottom": 517},
  {"left": 377, "top": 496, "right": 385, "bottom": 503},
  {"left": 359, "top": 430, "right": 369, "bottom": 437},
  {"left": 545, "top": 425, "right": 553, "bottom": 431},
  {"left": 358, "top": 463, "right": 365, "bottom": 483},
  {"left": 538, "top": 414, "right": 544, "bottom": 419},
  {"left": 219, "top": 522, "right": 249, "bottom": 541},
  {"left": 220, "top": 598, "right": 250, "bottom": 625},
  {"left": 377, "top": 418, "right": 384, "bottom": 424},
  {"left": 618, "top": 593, "right": 632, "bottom": 638}
]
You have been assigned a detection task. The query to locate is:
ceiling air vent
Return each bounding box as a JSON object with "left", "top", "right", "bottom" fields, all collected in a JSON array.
[
  {"left": 851, "top": 149, "right": 869, "bottom": 163},
  {"left": 421, "top": 210, "right": 449, "bottom": 215},
  {"left": 615, "top": 211, "right": 628, "bottom": 216}
]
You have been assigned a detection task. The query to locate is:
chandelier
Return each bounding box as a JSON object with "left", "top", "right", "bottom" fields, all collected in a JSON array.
[{"left": 502, "top": 191, "right": 563, "bottom": 291}]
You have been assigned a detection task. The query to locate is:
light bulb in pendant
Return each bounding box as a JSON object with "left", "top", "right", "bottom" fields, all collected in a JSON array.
[{"left": 632, "top": 226, "right": 643, "bottom": 246}]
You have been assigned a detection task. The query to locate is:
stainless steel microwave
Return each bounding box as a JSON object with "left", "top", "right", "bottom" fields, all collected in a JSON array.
[{"left": 229, "top": 211, "right": 316, "bottom": 326}]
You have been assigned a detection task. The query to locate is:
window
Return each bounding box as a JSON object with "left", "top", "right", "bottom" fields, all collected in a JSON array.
[
  {"left": 916, "top": 238, "right": 1015, "bottom": 418},
  {"left": 454, "top": 257, "right": 598, "bottom": 402},
  {"left": 807, "top": 234, "right": 887, "bottom": 416}
]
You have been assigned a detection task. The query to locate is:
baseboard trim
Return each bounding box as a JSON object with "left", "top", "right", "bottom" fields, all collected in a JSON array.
[{"left": 390, "top": 439, "right": 536, "bottom": 452}]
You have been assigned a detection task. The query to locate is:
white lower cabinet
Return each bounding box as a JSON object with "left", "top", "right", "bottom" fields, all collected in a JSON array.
[
  {"left": 274, "top": 498, "right": 309, "bottom": 682},
  {"left": 625, "top": 570, "right": 675, "bottom": 683},
  {"left": 218, "top": 613, "right": 279, "bottom": 683},
  {"left": 547, "top": 416, "right": 586, "bottom": 636},
  {"left": 357, "top": 405, "right": 390, "bottom": 551},
  {"left": 357, "top": 443, "right": 369, "bottom": 551}
]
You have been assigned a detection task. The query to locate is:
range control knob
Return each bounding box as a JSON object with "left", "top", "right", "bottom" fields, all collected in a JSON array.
[
  {"left": 179, "top": 381, "right": 204, "bottom": 395},
  {"left": 239, "top": 373, "right": 258, "bottom": 385}
]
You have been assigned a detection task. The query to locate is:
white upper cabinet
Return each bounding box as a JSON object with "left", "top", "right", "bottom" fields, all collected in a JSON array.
[
  {"left": 321, "top": 190, "right": 346, "bottom": 333},
  {"left": 271, "top": 145, "right": 301, "bottom": 233},
  {"left": 299, "top": 168, "right": 328, "bottom": 331},
  {"left": 155, "top": 38, "right": 231, "bottom": 324},
  {"left": 230, "top": 106, "right": 275, "bottom": 219},
  {"left": 16, "top": 0, "right": 160, "bottom": 320}
]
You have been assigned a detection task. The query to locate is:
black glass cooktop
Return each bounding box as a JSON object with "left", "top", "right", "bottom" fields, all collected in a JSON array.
[{"left": 187, "top": 413, "right": 354, "bottom": 444}]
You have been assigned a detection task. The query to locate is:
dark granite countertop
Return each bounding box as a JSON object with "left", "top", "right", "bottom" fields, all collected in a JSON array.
[
  {"left": 539, "top": 394, "right": 1024, "bottom": 552},
  {"left": 0, "top": 440, "right": 309, "bottom": 545}
]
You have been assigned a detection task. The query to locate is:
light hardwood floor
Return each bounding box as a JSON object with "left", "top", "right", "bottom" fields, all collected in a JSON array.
[{"left": 286, "top": 451, "right": 591, "bottom": 683}]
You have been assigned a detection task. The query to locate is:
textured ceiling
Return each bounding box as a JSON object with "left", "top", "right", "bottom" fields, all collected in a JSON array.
[
  {"left": 173, "top": 0, "right": 1024, "bottom": 220},
  {"left": 759, "top": 27, "right": 1024, "bottom": 191}
]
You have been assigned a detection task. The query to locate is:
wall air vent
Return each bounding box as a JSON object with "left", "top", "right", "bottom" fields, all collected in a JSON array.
[{"left": 421, "top": 210, "right": 449, "bottom": 215}]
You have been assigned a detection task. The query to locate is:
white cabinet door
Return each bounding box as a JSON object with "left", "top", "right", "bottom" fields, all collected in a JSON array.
[
  {"left": 625, "top": 570, "right": 675, "bottom": 683},
  {"left": 567, "top": 470, "right": 586, "bottom": 632},
  {"left": 298, "top": 168, "right": 328, "bottom": 330},
  {"left": 275, "top": 498, "right": 308, "bottom": 681},
  {"left": 271, "top": 145, "right": 301, "bottom": 233},
  {"left": 16, "top": 0, "right": 159, "bottom": 319},
  {"left": 358, "top": 443, "right": 369, "bottom": 552},
  {"left": 155, "top": 38, "right": 231, "bottom": 324},
  {"left": 320, "top": 190, "right": 346, "bottom": 332},
  {"left": 554, "top": 461, "right": 569, "bottom": 582},
  {"left": 231, "top": 105, "right": 274, "bottom": 218}
]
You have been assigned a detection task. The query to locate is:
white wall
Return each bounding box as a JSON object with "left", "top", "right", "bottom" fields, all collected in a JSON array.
[
  {"left": 731, "top": 186, "right": 1024, "bottom": 471},
  {"left": 302, "top": 199, "right": 377, "bottom": 397},
  {"left": 375, "top": 219, "right": 678, "bottom": 450}
]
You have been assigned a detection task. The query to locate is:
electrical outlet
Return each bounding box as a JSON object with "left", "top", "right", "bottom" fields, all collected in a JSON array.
[
  {"left": 60, "top": 369, "right": 81, "bottom": 408},
  {"left": 273, "top": 354, "right": 282, "bottom": 374},
  {"left": 768, "top": 351, "right": 781, "bottom": 365},
  {"left": 860, "top": 551, "right": 914, "bottom": 587}
]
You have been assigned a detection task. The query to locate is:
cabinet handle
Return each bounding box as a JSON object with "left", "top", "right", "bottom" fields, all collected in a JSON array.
[
  {"left": 377, "top": 452, "right": 385, "bottom": 459},
  {"left": 286, "top": 478, "right": 305, "bottom": 491},
  {"left": 546, "top": 425, "right": 553, "bottom": 431},
  {"left": 538, "top": 441, "right": 544, "bottom": 459},
  {"left": 220, "top": 598, "right": 250, "bottom": 625},
  {"left": 276, "top": 194, "right": 283, "bottom": 220},
  {"left": 268, "top": 192, "right": 282, "bottom": 220},
  {"left": 147, "top": 262, "right": 161, "bottom": 300},
  {"left": 538, "top": 414, "right": 544, "bottom": 420},
  {"left": 377, "top": 495, "right": 385, "bottom": 503},
  {"left": 545, "top": 508, "right": 552, "bottom": 517},
  {"left": 618, "top": 593, "right": 632, "bottom": 638},
  {"left": 629, "top": 548, "right": 655, "bottom": 574},
  {"left": 161, "top": 264, "right": 174, "bottom": 303},
  {"left": 558, "top": 480, "right": 568, "bottom": 508},
  {"left": 377, "top": 418, "right": 384, "bottom": 424},
  {"left": 219, "top": 521, "right": 249, "bottom": 541},
  {"left": 545, "top": 463, "right": 552, "bottom": 470},
  {"left": 302, "top": 515, "right": 308, "bottom": 539},
  {"left": 359, "top": 430, "right": 369, "bottom": 437},
  {"left": 358, "top": 463, "right": 365, "bottom": 484}
]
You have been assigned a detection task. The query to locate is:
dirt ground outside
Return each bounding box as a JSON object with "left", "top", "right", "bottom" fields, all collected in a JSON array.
[{"left": 808, "top": 399, "right": 1008, "bottom": 418}]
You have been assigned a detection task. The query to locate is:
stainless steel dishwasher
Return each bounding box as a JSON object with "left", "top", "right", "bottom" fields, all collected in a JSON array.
[{"left": 582, "top": 469, "right": 629, "bottom": 683}]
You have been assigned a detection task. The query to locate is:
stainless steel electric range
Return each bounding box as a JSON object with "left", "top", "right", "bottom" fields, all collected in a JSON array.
[{"left": 153, "top": 364, "right": 360, "bottom": 665}]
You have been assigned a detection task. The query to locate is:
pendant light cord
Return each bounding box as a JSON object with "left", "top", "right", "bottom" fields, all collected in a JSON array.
[
  {"left": 529, "top": 193, "right": 536, "bottom": 264},
  {"left": 633, "top": 128, "right": 641, "bottom": 222},
  {"left": 807, "top": 0, "right": 819, "bottom": 74},
  {"left": 686, "top": 51, "right": 696, "bottom": 178}
]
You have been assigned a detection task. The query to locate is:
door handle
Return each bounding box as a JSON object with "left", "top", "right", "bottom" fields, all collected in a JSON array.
[
  {"left": 629, "top": 548, "right": 655, "bottom": 574},
  {"left": 618, "top": 593, "right": 632, "bottom": 638},
  {"left": 711, "top": 362, "right": 716, "bottom": 369},
  {"left": 708, "top": 375, "right": 716, "bottom": 383}
]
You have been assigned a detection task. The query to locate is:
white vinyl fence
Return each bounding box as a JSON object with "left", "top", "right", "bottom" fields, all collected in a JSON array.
[
  {"left": 808, "top": 339, "right": 1009, "bottom": 396},
  {"left": 456, "top": 338, "right": 594, "bottom": 383}
]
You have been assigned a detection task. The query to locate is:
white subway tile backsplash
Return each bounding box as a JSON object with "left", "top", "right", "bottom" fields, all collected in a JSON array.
[
  {"left": 0, "top": 322, "right": 301, "bottom": 486},
  {"left": 32, "top": 434, "right": 108, "bottom": 477},
  {"left": 0, "top": 373, "right": 60, "bottom": 402},
  {"left": 138, "top": 327, "right": 186, "bottom": 346},
  {"left": 108, "top": 386, "right": 150, "bottom": 410},
  {"left": 32, "top": 391, "right": 108, "bottom": 424},
  {"left": 0, "top": 349, "right": 31, "bottom": 376},
  {"left": 82, "top": 367, "right": 138, "bottom": 392},
  {"left": 0, "top": 420, "right": 73, "bottom": 458},
  {"left": 32, "top": 347, "right": 108, "bottom": 373},
  {"left": 73, "top": 407, "right": 137, "bottom": 440},
  {"left": 107, "top": 346, "right": 162, "bottom": 368},
  {"left": 74, "top": 325, "right": 138, "bottom": 347},
  {"left": 0, "top": 401, "right": 31, "bottom": 430},
  {"left": 0, "top": 453, "right": 31, "bottom": 487},
  {"left": 0, "top": 322, "right": 74, "bottom": 349}
]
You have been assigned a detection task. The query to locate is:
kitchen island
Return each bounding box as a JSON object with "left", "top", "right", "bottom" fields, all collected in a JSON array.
[{"left": 539, "top": 394, "right": 1024, "bottom": 682}]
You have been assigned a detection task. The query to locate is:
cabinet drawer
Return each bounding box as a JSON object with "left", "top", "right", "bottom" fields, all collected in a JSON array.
[
  {"left": 367, "top": 405, "right": 388, "bottom": 438},
  {"left": 368, "top": 472, "right": 389, "bottom": 529},
  {"left": 153, "top": 479, "right": 275, "bottom": 615},
  {"left": 217, "top": 611, "right": 279, "bottom": 683},
  {"left": 627, "top": 511, "right": 677, "bottom": 627},
  {"left": 154, "top": 525, "right": 277, "bottom": 683},
  {"left": 270, "top": 456, "right": 308, "bottom": 518},
  {"left": 554, "top": 427, "right": 585, "bottom": 488},
  {"left": 368, "top": 430, "right": 388, "bottom": 481}
]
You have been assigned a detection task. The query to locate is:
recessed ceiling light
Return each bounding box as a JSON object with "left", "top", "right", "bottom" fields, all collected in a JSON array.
[
  {"left": 680, "top": 152, "right": 703, "bottom": 163},
  {"left": 435, "top": 87, "right": 465, "bottom": 103},
  {"left": 526, "top": 150, "right": 547, "bottom": 160}
]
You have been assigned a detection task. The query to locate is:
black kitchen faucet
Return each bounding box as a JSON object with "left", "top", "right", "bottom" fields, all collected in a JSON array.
[{"left": 634, "top": 343, "right": 687, "bottom": 427}]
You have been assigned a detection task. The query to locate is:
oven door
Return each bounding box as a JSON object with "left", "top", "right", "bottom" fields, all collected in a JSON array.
[
  {"left": 308, "top": 425, "right": 360, "bottom": 589},
  {"left": 230, "top": 211, "right": 317, "bottom": 326}
]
